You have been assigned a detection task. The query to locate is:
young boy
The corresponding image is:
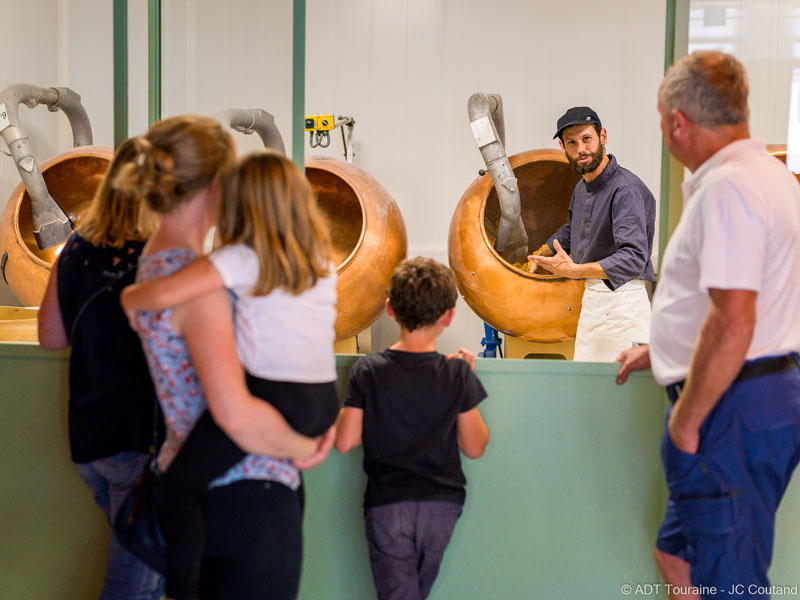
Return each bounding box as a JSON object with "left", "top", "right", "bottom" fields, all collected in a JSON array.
[{"left": 335, "top": 257, "right": 490, "bottom": 600}]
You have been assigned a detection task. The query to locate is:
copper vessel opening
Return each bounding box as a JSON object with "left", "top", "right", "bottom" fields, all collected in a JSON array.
[
  {"left": 481, "top": 157, "right": 580, "bottom": 276},
  {"left": 16, "top": 155, "right": 109, "bottom": 265},
  {"left": 305, "top": 156, "right": 408, "bottom": 341},
  {"left": 448, "top": 148, "right": 584, "bottom": 342},
  {"left": 0, "top": 146, "right": 113, "bottom": 306},
  {"left": 305, "top": 166, "right": 365, "bottom": 271}
]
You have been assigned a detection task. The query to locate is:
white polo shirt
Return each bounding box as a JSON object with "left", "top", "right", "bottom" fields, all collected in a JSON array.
[
  {"left": 209, "top": 243, "right": 337, "bottom": 383},
  {"left": 650, "top": 139, "right": 800, "bottom": 386}
]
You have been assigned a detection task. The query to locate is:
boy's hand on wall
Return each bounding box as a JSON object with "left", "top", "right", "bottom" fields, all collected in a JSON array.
[{"left": 446, "top": 348, "right": 476, "bottom": 371}]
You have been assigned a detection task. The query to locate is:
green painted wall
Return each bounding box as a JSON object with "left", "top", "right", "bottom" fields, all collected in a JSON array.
[
  {"left": 1, "top": 346, "right": 798, "bottom": 599},
  {"left": 0, "top": 344, "right": 107, "bottom": 600},
  {"left": 305, "top": 357, "right": 670, "bottom": 599},
  {"left": 307, "top": 357, "right": 800, "bottom": 599}
]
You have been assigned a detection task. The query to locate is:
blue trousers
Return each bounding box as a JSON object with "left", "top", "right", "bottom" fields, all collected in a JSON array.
[
  {"left": 365, "top": 500, "right": 463, "bottom": 600},
  {"left": 657, "top": 365, "right": 800, "bottom": 599},
  {"left": 75, "top": 451, "right": 164, "bottom": 600}
]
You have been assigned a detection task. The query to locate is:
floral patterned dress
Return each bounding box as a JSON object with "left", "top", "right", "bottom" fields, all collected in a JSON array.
[{"left": 135, "top": 248, "right": 300, "bottom": 489}]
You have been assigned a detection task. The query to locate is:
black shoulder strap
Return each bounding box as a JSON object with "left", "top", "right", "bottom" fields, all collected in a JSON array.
[{"left": 68, "top": 264, "right": 137, "bottom": 343}]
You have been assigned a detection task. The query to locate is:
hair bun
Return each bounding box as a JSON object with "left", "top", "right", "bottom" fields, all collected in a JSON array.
[
  {"left": 112, "top": 114, "right": 235, "bottom": 214},
  {"left": 112, "top": 136, "right": 178, "bottom": 213}
]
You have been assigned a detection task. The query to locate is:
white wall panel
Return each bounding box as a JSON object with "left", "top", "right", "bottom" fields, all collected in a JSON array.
[
  {"left": 161, "top": 0, "right": 294, "bottom": 155},
  {"left": 62, "top": 0, "right": 114, "bottom": 148}
]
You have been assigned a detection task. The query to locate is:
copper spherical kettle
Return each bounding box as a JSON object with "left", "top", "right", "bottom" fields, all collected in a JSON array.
[
  {"left": 217, "top": 110, "right": 407, "bottom": 340},
  {"left": 0, "top": 83, "right": 106, "bottom": 306},
  {"left": 306, "top": 156, "right": 407, "bottom": 341},
  {"left": 0, "top": 146, "right": 113, "bottom": 306},
  {"left": 215, "top": 110, "right": 408, "bottom": 340},
  {"left": 448, "top": 149, "right": 584, "bottom": 342}
]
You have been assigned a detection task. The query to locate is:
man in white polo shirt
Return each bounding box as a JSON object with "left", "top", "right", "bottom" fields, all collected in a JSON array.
[{"left": 616, "top": 51, "right": 800, "bottom": 599}]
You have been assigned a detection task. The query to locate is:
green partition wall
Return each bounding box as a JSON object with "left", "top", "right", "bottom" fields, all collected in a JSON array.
[
  {"left": 0, "top": 344, "right": 108, "bottom": 600},
  {"left": 305, "top": 357, "right": 671, "bottom": 599},
  {"left": 2, "top": 345, "right": 799, "bottom": 599}
]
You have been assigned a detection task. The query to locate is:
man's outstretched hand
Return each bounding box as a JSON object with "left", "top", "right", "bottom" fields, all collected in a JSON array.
[{"left": 528, "top": 239, "right": 575, "bottom": 277}]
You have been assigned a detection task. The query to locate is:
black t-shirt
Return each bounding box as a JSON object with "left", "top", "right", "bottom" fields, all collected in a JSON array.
[
  {"left": 57, "top": 232, "right": 155, "bottom": 463},
  {"left": 344, "top": 349, "right": 487, "bottom": 509}
]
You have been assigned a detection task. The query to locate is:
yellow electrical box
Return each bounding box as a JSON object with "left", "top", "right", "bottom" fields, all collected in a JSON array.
[
  {"left": 305, "top": 114, "right": 335, "bottom": 131},
  {"left": 316, "top": 114, "right": 335, "bottom": 131}
]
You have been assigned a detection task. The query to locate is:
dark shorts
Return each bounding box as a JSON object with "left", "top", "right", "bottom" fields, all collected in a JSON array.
[
  {"left": 656, "top": 365, "right": 800, "bottom": 598},
  {"left": 365, "top": 500, "right": 463, "bottom": 600}
]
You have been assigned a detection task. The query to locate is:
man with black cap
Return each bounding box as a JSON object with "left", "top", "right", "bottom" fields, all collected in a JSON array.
[{"left": 529, "top": 106, "right": 656, "bottom": 362}]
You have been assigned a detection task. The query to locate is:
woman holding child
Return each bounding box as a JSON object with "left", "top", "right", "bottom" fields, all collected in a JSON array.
[{"left": 116, "top": 114, "right": 338, "bottom": 600}]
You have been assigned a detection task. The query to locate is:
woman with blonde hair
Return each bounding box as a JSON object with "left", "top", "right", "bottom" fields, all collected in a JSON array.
[
  {"left": 118, "top": 125, "right": 335, "bottom": 599},
  {"left": 38, "top": 137, "right": 164, "bottom": 600}
]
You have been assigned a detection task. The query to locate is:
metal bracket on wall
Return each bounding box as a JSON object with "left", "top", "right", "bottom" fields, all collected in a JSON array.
[{"left": 305, "top": 114, "right": 356, "bottom": 161}]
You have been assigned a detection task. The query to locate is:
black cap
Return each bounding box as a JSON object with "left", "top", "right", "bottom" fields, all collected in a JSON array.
[{"left": 553, "top": 106, "right": 602, "bottom": 140}]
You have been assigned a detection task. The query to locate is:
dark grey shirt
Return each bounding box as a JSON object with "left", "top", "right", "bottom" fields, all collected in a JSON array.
[{"left": 547, "top": 155, "right": 656, "bottom": 290}]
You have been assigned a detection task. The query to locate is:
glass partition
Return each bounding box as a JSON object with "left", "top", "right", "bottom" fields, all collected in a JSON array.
[{"left": 687, "top": 0, "right": 800, "bottom": 171}]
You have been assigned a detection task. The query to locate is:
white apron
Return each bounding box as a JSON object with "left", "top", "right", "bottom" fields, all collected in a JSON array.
[{"left": 573, "top": 278, "right": 651, "bottom": 362}]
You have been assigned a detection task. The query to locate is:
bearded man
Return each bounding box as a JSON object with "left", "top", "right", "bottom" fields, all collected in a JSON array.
[{"left": 529, "top": 107, "right": 656, "bottom": 361}]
